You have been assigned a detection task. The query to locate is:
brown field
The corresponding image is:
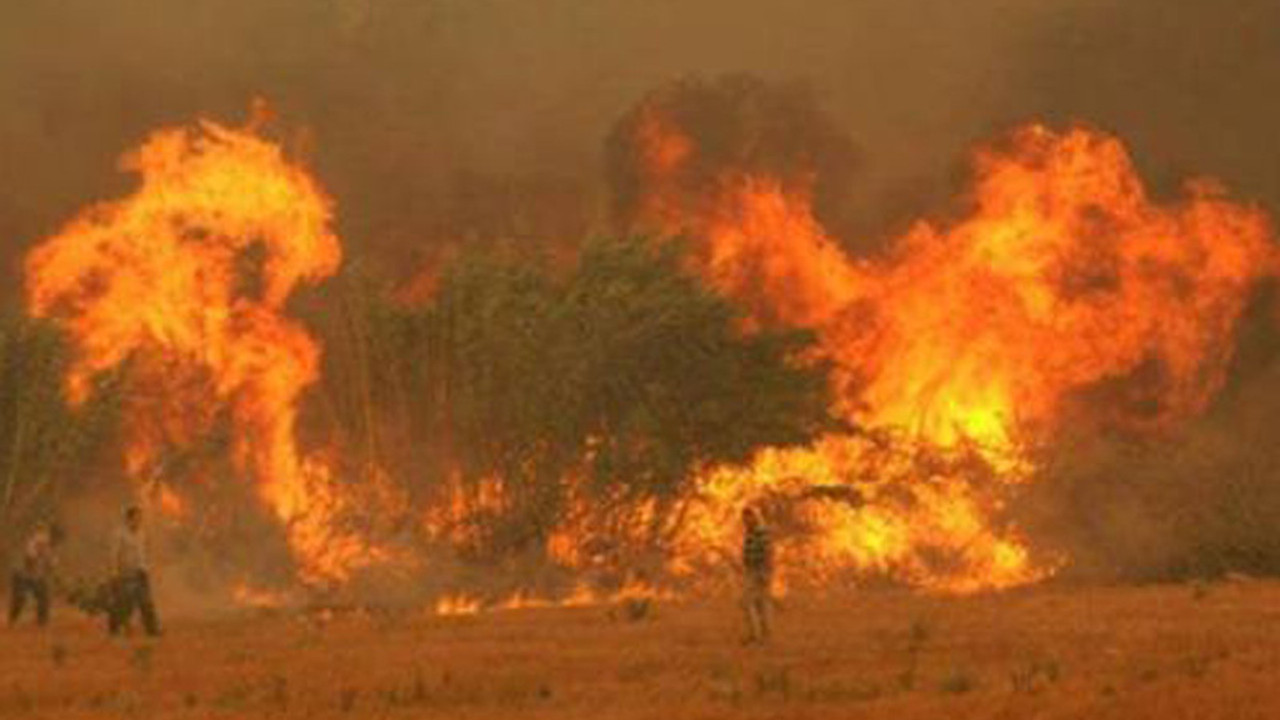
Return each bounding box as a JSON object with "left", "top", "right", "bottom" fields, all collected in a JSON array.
[{"left": 3, "top": 580, "right": 1280, "bottom": 719}]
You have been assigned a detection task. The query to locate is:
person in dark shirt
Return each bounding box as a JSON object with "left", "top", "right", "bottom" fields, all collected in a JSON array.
[{"left": 741, "top": 507, "right": 773, "bottom": 644}]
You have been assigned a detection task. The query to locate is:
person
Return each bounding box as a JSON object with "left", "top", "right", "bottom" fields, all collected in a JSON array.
[
  {"left": 108, "top": 506, "right": 160, "bottom": 637},
  {"left": 740, "top": 506, "right": 773, "bottom": 644},
  {"left": 8, "top": 521, "right": 58, "bottom": 627}
]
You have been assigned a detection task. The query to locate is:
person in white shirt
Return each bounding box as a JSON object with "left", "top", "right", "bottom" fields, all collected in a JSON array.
[{"left": 108, "top": 506, "right": 160, "bottom": 636}]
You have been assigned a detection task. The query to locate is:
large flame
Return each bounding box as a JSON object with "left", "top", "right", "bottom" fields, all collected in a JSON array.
[
  {"left": 24, "top": 112, "right": 383, "bottom": 584},
  {"left": 623, "top": 110, "right": 1278, "bottom": 591}
]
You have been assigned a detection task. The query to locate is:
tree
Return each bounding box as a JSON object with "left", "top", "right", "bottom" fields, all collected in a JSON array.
[
  {"left": 393, "top": 236, "right": 836, "bottom": 562},
  {"left": 0, "top": 314, "right": 120, "bottom": 558}
]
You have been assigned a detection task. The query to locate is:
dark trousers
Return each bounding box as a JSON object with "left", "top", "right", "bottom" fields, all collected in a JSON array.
[
  {"left": 8, "top": 572, "right": 50, "bottom": 627},
  {"left": 108, "top": 571, "right": 160, "bottom": 636}
]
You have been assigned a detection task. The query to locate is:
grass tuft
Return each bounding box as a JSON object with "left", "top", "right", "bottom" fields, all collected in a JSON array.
[{"left": 939, "top": 668, "right": 977, "bottom": 695}]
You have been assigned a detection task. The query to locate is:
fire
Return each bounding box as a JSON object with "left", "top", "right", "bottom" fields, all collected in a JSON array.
[
  {"left": 22, "top": 94, "right": 1277, "bottom": 599},
  {"left": 434, "top": 593, "right": 483, "bottom": 616},
  {"left": 622, "top": 109, "right": 1278, "bottom": 591},
  {"left": 25, "top": 110, "right": 384, "bottom": 584},
  {"left": 842, "top": 127, "right": 1274, "bottom": 443},
  {"left": 151, "top": 483, "right": 189, "bottom": 520},
  {"left": 232, "top": 582, "right": 296, "bottom": 610},
  {"left": 420, "top": 472, "right": 512, "bottom": 555}
]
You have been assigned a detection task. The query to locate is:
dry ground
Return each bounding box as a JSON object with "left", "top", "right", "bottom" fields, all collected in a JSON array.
[{"left": 3, "top": 580, "right": 1280, "bottom": 719}]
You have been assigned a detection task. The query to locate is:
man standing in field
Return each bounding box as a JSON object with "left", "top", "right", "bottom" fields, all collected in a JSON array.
[
  {"left": 108, "top": 506, "right": 161, "bottom": 637},
  {"left": 8, "top": 521, "right": 58, "bottom": 628},
  {"left": 741, "top": 506, "right": 774, "bottom": 644}
]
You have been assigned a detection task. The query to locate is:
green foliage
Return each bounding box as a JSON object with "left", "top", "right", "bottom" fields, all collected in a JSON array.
[
  {"left": 0, "top": 314, "right": 120, "bottom": 551},
  {"left": 562, "top": 239, "right": 831, "bottom": 497},
  {"left": 386, "top": 237, "right": 835, "bottom": 558}
]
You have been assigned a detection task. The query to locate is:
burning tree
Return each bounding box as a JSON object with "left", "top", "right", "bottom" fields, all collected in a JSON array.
[
  {"left": 23, "top": 110, "right": 390, "bottom": 586},
  {"left": 393, "top": 236, "right": 837, "bottom": 571}
]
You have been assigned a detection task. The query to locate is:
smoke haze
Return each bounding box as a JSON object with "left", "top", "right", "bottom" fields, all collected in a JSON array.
[{"left": 4, "top": 0, "right": 1277, "bottom": 298}]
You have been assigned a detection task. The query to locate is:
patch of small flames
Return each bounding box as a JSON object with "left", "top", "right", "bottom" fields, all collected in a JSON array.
[
  {"left": 232, "top": 582, "right": 296, "bottom": 610},
  {"left": 432, "top": 581, "right": 677, "bottom": 617}
]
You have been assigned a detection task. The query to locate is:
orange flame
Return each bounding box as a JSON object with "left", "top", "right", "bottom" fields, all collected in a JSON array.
[
  {"left": 25, "top": 113, "right": 383, "bottom": 584},
  {"left": 434, "top": 593, "right": 483, "bottom": 616},
  {"left": 432, "top": 581, "right": 676, "bottom": 617},
  {"left": 626, "top": 115, "right": 1278, "bottom": 591}
]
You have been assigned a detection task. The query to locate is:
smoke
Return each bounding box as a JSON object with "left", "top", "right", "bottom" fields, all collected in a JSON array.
[
  {"left": 1007, "top": 0, "right": 1280, "bottom": 206},
  {"left": 605, "top": 74, "right": 860, "bottom": 248},
  {"left": 1014, "top": 391, "right": 1280, "bottom": 582},
  {"left": 1014, "top": 286, "right": 1280, "bottom": 581},
  {"left": 992, "top": 0, "right": 1280, "bottom": 580},
  {"left": 8, "top": 0, "right": 1277, "bottom": 299}
]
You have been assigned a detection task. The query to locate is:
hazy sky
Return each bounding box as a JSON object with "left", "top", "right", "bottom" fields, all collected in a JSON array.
[{"left": 2, "top": 0, "right": 1277, "bottom": 301}]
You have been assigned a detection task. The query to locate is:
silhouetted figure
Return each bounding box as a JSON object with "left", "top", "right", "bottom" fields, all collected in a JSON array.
[
  {"left": 108, "top": 506, "right": 160, "bottom": 637},
  {"left": 741, "top": 507, "right": 773, "bottom": 644},
  {"left": 8, "top": 522, "right": 57, "bottom": 627}
]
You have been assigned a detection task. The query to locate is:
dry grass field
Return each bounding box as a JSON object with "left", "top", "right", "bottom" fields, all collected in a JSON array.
[{"left": 4, "top": 580, "right": 1280, "bottom": 719}]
